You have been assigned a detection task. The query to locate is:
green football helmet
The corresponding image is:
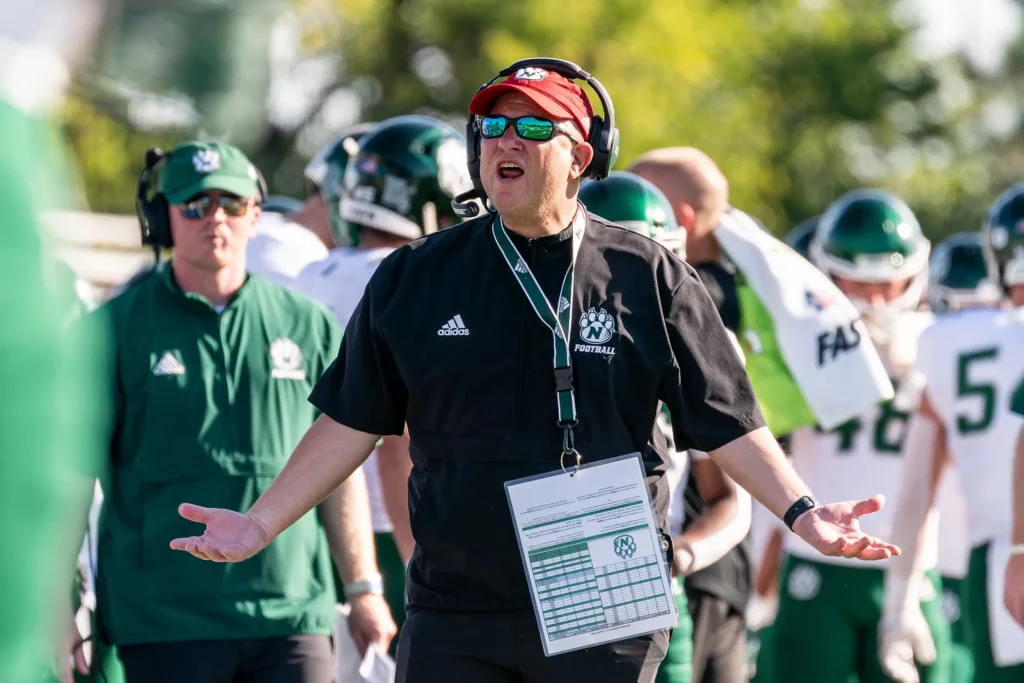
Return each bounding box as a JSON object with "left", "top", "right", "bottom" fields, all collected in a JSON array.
[
  {"left": 579, "top": 171, "right": 685, "bottom": 258},
  {"left": 928, "top": 232, "right": 1003, "bottom": 312},
  {"left": 305, "top": 122, "right": 377, "bottom": 247},
  {"left": 982, "top": 183, "right": 1024, "bottom": 290},
  {"left": 785, "top": 216, "right": 819, "bottom": 260},
  {"left": 811, "top": 189, "right": 930, "bottom": 319},
  {"left": 340, "top": 115, "right": 472, "bottom": 244}
]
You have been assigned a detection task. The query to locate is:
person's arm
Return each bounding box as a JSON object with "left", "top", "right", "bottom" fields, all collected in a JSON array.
[
  {"left": 377, "top": 430, "right": 415, "bottom": 563},
  {"left": 172, "top": 264, "right": 409, "bottom": 563},
  {"left": 1005, "top": 377, "right": 1024, "bottom": 627},
  {"left": 673, "top": 457, "right": 751, "bottom": 575},
  {"left": 661, "top": 266, "right": 898, "bottom": 561},
  {"left": 318, "top": 465, "right": 378, "bottom": 584},
  {"left": 172, "top": 416, "right": 380, "bottom": 560},
  {"left": 317, "top": 465, "right": 397, "bottom": 654},
  {"left": 706, "top": 428, "right": 895, "bottom": 559},
  {"left": 877, "top": 391, "right": 947, "bottom": 683}
]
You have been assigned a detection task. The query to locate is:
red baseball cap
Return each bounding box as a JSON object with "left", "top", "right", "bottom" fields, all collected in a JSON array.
[{"left": 468, "top": 67, "right": 594, "bottom": 140}]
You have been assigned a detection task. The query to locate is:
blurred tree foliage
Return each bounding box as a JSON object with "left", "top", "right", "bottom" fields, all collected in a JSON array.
[{"left": 64, "top": 0, "right": 1022, "bottom": 240}]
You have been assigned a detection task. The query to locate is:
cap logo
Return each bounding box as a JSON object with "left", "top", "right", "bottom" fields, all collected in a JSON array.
[
  {"left": 192, "top": 150, "right": 221, "bottom": 174},
  {"left": 514, "top": 67, "right": 548, "bottom": 81}
]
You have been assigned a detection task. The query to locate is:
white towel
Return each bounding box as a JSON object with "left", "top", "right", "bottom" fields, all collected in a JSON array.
[{"left": 714, "top": 208, "right": 893, "bottom": 430}]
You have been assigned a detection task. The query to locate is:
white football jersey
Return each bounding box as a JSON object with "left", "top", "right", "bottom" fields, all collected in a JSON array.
[
  {"left": 246, "top": 212, "right": 329, "bottom": 289},
  {"left": 786, "top": 311, "right": 938, "bottom": 568},
  {"left": 295, "top": 247, "right": 397, "bottom": 533},
  {"left": 912, "top": 307, "right": 1024, "bottom": 546}
]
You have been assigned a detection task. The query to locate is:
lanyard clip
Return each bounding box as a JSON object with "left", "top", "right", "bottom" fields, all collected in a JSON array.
[
  {"left": 560, "top": 423, "right": 581, "bottom": 477},
  {"left": 562, "top": 424, "right": 576, "bottom": 454}
]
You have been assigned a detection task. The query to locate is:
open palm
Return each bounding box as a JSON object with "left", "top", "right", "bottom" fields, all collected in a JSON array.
[
  {"left": 793, "top": 495, "right": 900, "bottom": 561},
  {"left": 169, "top": 503, "right": 270, "bottom": 562}
]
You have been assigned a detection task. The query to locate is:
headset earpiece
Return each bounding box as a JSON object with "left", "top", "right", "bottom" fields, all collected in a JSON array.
[{"left": 136, "top": 147, "right": 174, "bottom": 249}]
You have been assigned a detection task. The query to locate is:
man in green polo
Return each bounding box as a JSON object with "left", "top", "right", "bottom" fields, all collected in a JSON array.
[{"left": 66, "top": 141, "right": 396, "bottom": 683}]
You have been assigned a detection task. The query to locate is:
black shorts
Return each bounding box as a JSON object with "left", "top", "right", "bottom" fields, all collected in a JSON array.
[
  {"left": 396, "top": 608, "right": 668, "bottom": 683},
  {"left": 117, "top": 635, "right": 332, "bottom": 683}
]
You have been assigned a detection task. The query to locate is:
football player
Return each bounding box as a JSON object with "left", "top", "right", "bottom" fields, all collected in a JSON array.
[
  {"left": 913, "top": 232, "right": 1003, "bottom": 683},
  {"left": 582, "top": 171, "right": 751, "bottom": 683},
  {"left": 772, "top": 189, "right": 951, "bottom": 683},
  {"left": 293, "top": 115, "right": 472, "bottom": 659},
  {"left": 244, "top": 126, "right": 378, "bottom": 289},
  {"left": 882, "top": 186, "right": 1024, "bottom": 683},
  {"left": 578, "top": 170, "right": 686, "bottom": 257},
  {"left": 582, "top": 170, "right": 751, "bottom": 683}
]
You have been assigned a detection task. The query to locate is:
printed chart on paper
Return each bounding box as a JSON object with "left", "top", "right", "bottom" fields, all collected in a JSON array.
[{"left": 505, "top": 454, "right": 678, "bottom": 655}]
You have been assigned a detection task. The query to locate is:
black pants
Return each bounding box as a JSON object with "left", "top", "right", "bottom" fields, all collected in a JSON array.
[
  {"left": 118, "top": 635, "right": 333, "bottom": 683},
  {"left": 687, "top": 591, "right": 748, "bottom": 683},
  {"left": 396, "top": 608, "right": 669, "bottom": 683}
]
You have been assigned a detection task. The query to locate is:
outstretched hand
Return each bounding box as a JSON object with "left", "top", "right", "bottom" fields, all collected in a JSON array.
[
  {"left": 169, "top": 503, "right": 271, "bottom": 562},
  {"left": 792, "top": 495, "right": 901, "bottom": 561}
]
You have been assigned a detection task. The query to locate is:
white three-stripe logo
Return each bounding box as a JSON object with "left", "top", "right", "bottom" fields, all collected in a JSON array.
[
  {"left": 152, "top": 352, "right": 185, "bottom": 376},
  {"left": 438, "top": 314, "right": 470, "bottom": 336}
]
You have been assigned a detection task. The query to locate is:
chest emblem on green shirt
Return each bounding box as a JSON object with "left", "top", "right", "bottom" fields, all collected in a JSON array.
[
  {"left": 152, "top": 352, "right": 185, "bottom": 376},
  {"left": 270, "top": 337, "right": 306, "bottom": 380}
]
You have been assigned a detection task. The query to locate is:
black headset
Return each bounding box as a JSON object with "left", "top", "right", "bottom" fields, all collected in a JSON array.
[
  {"left": 135, "top": 146, "right": 269, "bottom": 251},
  {"left": 451, "top": 57, "right": 619, "bottom": 218}
]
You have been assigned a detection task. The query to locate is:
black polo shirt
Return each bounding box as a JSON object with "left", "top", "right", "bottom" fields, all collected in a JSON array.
[{"left": 309, "top": 209, "right": 765, "bottom": 613}]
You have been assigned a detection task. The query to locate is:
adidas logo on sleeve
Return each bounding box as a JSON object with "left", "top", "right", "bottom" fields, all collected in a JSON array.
[
  {"left": 152, "top": 352, "right": 186, "bottom": 376},
  {"left": 438, "top": 314, "right": 470, "bottom": 336}
]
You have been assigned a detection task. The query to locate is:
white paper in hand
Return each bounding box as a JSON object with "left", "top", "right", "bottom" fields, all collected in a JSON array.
[{"left": 359, "top": 643, "right": 396, "bottom": 683}]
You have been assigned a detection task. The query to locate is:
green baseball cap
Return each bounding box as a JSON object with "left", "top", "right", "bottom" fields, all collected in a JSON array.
[{"left": 158, "top": 141, "right": 260, "bottom": 204}]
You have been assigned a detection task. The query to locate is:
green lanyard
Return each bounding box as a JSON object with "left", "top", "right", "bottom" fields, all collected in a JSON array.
[{"left": 492, "top": 211, "right": 586, "bottom": 472}]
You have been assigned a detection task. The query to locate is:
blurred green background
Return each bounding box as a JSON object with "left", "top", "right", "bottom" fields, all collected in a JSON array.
[{"left": 62, "top": 0, "right": 1024, "bottom": 239}]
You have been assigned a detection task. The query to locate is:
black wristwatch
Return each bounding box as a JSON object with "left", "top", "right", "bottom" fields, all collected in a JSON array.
[{"left": 784, "top": 495, "right": 819, "bottom": 531}]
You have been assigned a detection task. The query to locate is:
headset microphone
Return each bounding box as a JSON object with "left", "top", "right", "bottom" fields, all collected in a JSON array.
[{"left": 451, "top": 191, "right": 482, "bottom": 218}]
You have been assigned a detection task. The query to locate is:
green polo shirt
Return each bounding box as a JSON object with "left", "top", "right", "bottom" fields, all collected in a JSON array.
[{"left": 93, "top": 264, "right": 341, "bottom": 645}]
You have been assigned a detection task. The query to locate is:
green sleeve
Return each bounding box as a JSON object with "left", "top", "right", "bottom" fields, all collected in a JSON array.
[{"left": 0, "top": 103, "right": 105, "bottom": 678}]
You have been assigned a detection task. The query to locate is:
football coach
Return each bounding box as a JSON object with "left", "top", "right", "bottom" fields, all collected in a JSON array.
[{"left": 171, "top": 58, "right": 901, "bottom": 683}]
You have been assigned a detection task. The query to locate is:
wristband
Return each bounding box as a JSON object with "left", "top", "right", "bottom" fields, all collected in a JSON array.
[
  {"left": 1011, "top": 545, "right": 1024, "bottom": 556},
  {"left": 343, "top": 574, "right": 385, "bottom": 599},
  {"left": 784, "top": 495, "right": 819, "bottom": 531}
]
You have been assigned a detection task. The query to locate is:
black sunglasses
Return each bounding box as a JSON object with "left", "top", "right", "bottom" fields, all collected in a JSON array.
[
  {"left": 177, "top": 194, "right": 250, "bottom": 220},
  {"left": 479, "top": 115, "right": 581, "bottom": 142}
]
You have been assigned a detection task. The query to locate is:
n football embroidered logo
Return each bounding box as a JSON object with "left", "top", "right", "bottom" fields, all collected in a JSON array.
[
  {"left": 575, "top": 307, "right": 616, "bottom": 356},
  {"left": 580, "top": 307, "right": 614, "bottom": 344},
  {"left": 192, "top": 150, "right": 221, "bottom": 173},
  {"left": 514, "top": 67, "right": 547, "bottom": 81},
  {"left": 270, "top": 338, "right": 306, "bottom": 380},
  {"left": 613, "top": 534, "right": 636, "bottom": 560}
]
